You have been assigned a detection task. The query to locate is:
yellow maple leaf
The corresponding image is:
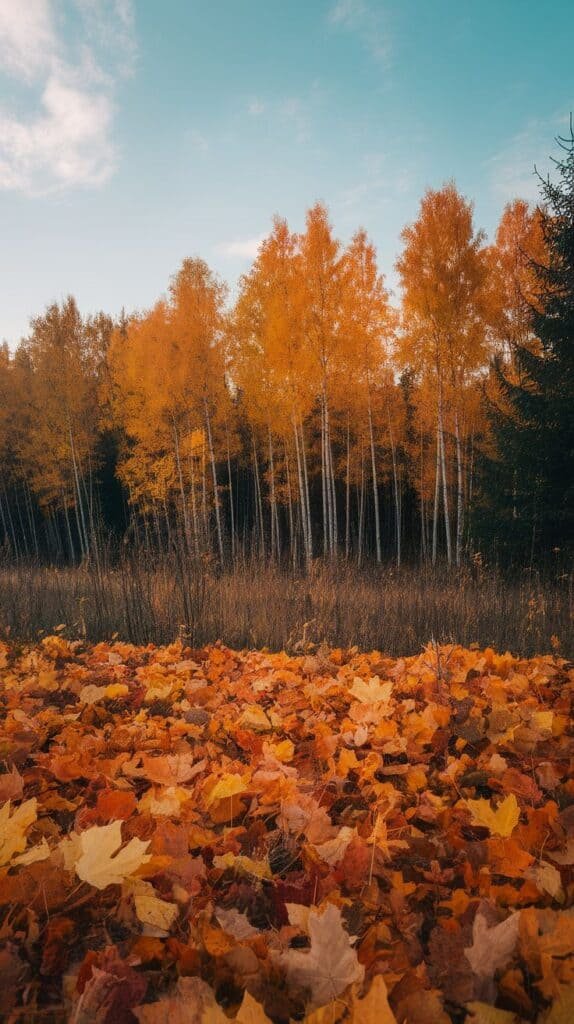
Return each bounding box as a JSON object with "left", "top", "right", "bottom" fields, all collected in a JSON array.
[
  {"left": 0, "top": 798, "right": 38, "bottom": 866},
  {"left": 72, "top": 820, "right": 151, "bottom": 889},
  {"left": 212, "top": 851, "right": 272, "bottom": 879},
  {"left": 268, "top": 739, "right": 295, "bottom": 762},
  {"left": 206, "top": 773, "right": 248, "bottom": 806},
  {"left": 465, "top": 794, "right": 520, "bottom": 836},
  {"left": 350, "top": 677, "right": 393, "bottom": 705},
  {"left": 104, "top": 683, "right": 129, "bottom": 699}
]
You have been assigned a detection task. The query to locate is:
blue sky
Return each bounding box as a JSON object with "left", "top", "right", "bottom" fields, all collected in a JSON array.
[{"left": 1, "top": 0, "right": 573, "bottom": 346}]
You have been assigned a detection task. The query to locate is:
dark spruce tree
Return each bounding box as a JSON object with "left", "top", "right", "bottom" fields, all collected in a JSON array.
[{"left": 483, "top": 123, "right": 574, "bottom": 564}]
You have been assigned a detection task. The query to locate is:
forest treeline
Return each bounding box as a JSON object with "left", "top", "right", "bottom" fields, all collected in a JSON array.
[{"left": 1, "top": 129, "right": 573, "bottom": 572}]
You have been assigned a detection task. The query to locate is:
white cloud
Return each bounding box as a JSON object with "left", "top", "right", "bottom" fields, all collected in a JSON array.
[
  {"left": 487, "top": 115, "right": 569, "bottom": 203},
  {"left": 0, "top": 0, "right": 56, "bottom": 80},
  {"left": 0, "top": 0, "right": 136, "bottom": 195},
  {"left": 73, "top": 0, "right": 137, "bottom": 79},
  {"left": 328, "top": 0, "right": 391, "bottom": 64},
  {"left": 248, "top": 98, "right": 265, "bottom": 116},
  {"left": 217, "top": 235, "right": 266, "bottom": 259}
]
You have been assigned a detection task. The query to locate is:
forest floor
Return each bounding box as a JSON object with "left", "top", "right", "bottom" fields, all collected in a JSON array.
[
  {"left": 0, "top": 560, "right": 572, "bottom": 657},
  {"left": 0, "top": 635, "right": 572, "bottom": 1022}
]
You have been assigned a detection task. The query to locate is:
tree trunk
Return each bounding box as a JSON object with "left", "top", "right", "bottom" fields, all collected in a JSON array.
[
  {"left": 321, "top": 397, "right": 328, "bottom": 556},
  {"left": 284, "top": 440, "right": 296, "bottom": 569},
  {"left": 252, "top": 434, "right": 265, "bottom": 560},
  {"left": 201, "top": 439, "right": 208, "bottom": 544},
  {"left": 68, "top": 422, "right": 89, "bottom": 560},
  {"left": 438, "top": 397, "right": 452, "bottom": 565},
  {"left": 454, "top": 408, "right": 464, "bottom": 566},
  {"left": 387, "top": 406, "right": 401, "bottom": 568},
  {"left": 432, "top": 420, "right": 440, "bottom": 565},
  {"left": 293, "top": 419, "right": 308, "bottom": 566},
  {"left": 25, "top": 482, "right": 39, "bottom": 559},
  {"left": 325, "top": 400, "right": 337, "bottom": 555},
  {"left": 204, "top": 399, "right": 224, "bottom": 564},
  {"left": 300, "top": 420, "right": 313, "bottom": 565},
  {"left": 345, "top": 414, "right": 351, "bottom": 560},
  {"left": 172, "top": 418, "right": 191, "bottom": 556},
  {"left": 368, "top": 396, "right": 381, "bottom": 563},
  {"left": 62, "top": 490, "right": 76, "bottom": 562},
  {"left": 357, "top": 448, "right": 365, "bottom": 568},
  {"left": 226, "top": 424, "right": 235, "bottom": 563},
  {"left": 420, "top": 425, "right": 427, "bottom": 563},
  {"left": 268, "top": 428, "right": 279, "bottom": 561}
]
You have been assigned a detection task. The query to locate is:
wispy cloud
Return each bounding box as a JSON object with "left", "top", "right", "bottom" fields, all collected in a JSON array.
[
  {"left": 188, "top": 129, "right": 209, "bottom": 154},
  {"left": 280, "top": 97, "right": 312, "bottom": 144},
  {"left": 0, "top": 0, "right": 137, "bottom": 195},
  {"left": 486, "top": 114, "right": 571, "bottom": 203},
  {"left": 328, "top": 0, "right": 391, "bottom": 65},
  {"left": 248, "top": 98, "right": 265, "bottom": 116},
  {"left": 217, "top": 235, "right": 265, "bottom": 259},
  {"left": 245, "top": 88, "right": 321, "bottom": 146},
  {"left": 337, "top": 150, "right": 418, "bottom": 212}
]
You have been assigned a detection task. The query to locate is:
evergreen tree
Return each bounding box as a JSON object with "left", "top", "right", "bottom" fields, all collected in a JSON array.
[{"left": 484, "top": 124, "right": 574, "bottom": 560}]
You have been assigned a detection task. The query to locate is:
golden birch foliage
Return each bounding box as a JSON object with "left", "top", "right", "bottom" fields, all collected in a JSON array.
[
  {"left": 395, "top": 184, "right": 491, "bottom": 521},
  {"left": 487, "top": 199, "right": 547, "bottom": 355},
  {"left": 233, "top": 216, "right": 314, "bottom": 437},
  {"left": 299, "top": 203, "right": 344, "bottom": 404},
  {"left": 339, "top": 229, "right": 400, "bottom": 466},
  {"left": 396, "top": 183, "right": 489, "bottom": 390},
  {"left": 108, "top": 259, "right": 229, "bottom": 510},
  {"left": 20, "top": 298, "right": 101, "bottom": 509}
]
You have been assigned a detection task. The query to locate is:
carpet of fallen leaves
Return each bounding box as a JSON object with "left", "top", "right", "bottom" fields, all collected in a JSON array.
[{"left": 0, "top": 636, "right": 573, "bottom": 1024}]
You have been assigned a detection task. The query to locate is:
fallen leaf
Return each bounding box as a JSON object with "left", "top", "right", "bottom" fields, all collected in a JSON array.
[
  {"left": 131, "top": 879, "right": 179, "bottom": 933},
  {"left": 464, "top": 909, "right": 520, "bottom": 980},
  {"left": 276, "top": 903, "right": 364, "bottom": 1010},
  {"left": 350, "top": 677, "right": 393, "bottom": 705},
  {"left": 206, "top": 773, "right": 248, "bottom": 806},
  {"left": 0, "top": 798, "right": 37, "bottom": 866},
  {"left": 465, "top": 794, "right": 520, "bottom": 837},
  {"left": 71, "top": 820, "right": 151, "bottom": 889}
]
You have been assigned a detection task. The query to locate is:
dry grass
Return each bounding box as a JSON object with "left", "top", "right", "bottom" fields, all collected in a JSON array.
[{"left": 0, "top": 558, "right": 572, "bottom": 658}]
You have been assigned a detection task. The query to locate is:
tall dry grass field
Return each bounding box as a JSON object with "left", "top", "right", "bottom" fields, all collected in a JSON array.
[{"left": 0, "top": 558, "right": 571, "bottom": 657}]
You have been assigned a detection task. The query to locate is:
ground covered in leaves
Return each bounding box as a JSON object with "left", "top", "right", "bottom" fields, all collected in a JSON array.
[{"left": 0, "top": 636, "right": 572, "bottom": 1023}]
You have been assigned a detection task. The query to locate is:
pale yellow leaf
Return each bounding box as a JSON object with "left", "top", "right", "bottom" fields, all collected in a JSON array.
[
  {"left": 350, "top": 677, "right": 392, "bottom": 705},
  {"left": 0, "top": 798, "right": 38, "bottom": 866},
  {"left": 13, "top": 837, "right": 50, "bottom": 866},
  {"left": 73, "top": 820, "right": 151, "bottom": 889},
  {"left": 235, "top": 991, "right": 272, "bottom": 1023},
  {"left": 313, "top": 826, "right": 357, "bottom": 866},
  {"left": 78, "top": 684, "right": 107, "bottom": 705}
]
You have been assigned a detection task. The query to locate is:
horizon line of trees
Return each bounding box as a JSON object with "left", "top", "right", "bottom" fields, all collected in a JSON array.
[{"left": 1, "top": 128, "right": 573, "bottom": 573}]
